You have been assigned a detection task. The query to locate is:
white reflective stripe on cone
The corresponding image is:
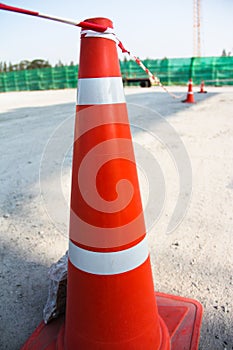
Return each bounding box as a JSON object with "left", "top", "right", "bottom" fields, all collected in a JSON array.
[
  {"left": 69, "top": 236, "right": 149, "bottom": 275},
  {"left": 81, "top": 28, "right": 117, "bottom": 43},
  {"left": 77, "top": 77, "right": 125, "bottom": 105}
]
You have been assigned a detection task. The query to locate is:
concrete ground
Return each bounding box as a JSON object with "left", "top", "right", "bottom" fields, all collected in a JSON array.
[{"left": 0, "top": 86, "right": 232, "bottom": 349}]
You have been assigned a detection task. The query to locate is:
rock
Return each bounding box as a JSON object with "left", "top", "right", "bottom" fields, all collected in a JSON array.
[
  {"left": 192, "top": 281, "right": 198, "bottom": 288},
  {"left": 221, "top": 305, "right": 226, "bottom": 312}
]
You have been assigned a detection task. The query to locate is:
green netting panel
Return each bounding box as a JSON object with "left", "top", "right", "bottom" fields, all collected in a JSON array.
[
  {"left": 0, "top": 57, "right": 232, "bottom": 92},
  {"left": 120, "top": 56, "right": 233, "bottom": 86},
  {"left": 0, "top": 65, "right": 78, "bottom": 92}
]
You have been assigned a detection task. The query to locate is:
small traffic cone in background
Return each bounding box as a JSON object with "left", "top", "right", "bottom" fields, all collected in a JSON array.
[
  {"left": 21, "top": 17, "right": 202, "bottom": 350},
  {"left": 198, "top": 80, "right": 207, "bottom": 93},
  {"left": 182, "top": 78, "right": 195, "bottom": 103}
]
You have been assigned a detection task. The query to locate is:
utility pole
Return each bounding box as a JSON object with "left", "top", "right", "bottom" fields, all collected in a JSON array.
[{"left": 193, "top": 0, "right": 201, "bottom": 57}]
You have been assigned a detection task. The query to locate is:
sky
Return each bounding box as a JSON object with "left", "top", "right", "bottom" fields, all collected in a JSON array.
[{"left": 1, "top": 0, "right": 233, "bottom": 66}]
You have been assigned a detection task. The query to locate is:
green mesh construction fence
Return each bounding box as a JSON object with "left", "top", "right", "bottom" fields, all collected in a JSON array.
[
  {"left": 0, "top": 65, "right": 78, "bottom": 92},
  {"left": 120, "top": 56, "right": 233, "bottom": 86},
  {"left": 0, "top": 56, "right": 232, "bottom": 92}
]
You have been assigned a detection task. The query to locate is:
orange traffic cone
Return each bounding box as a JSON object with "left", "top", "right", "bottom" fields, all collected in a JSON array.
[
  {"left": 21, "top": 17, "right": 202, "bottom": 350},
  {"left": 65, "top": 16, "right": 164, "bottom": 349},
  {"left": 198, "top": 80, "right": 207, "bottom": 93},
  {"left": 182, "top": 78, "right": 195, "bottom": 103}
]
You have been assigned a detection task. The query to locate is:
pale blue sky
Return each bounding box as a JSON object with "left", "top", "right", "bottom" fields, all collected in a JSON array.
[{"left": 1, "top": 0, "right": 233, "bottom": 65}]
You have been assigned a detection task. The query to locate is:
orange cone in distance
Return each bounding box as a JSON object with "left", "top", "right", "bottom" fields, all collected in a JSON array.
[
  {"left": 198, "top": 80, "right": 207, "bottom": 93},
  {"left": 182, "top": 78, "right": 195, "bottom": 103},
  {"left": 21, "top": 17, "right": 202, "bottom": 350}
]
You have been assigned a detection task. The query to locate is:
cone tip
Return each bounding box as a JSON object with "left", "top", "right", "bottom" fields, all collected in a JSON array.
[{"left": 83, "top": 17, "right": 113, "bottom": 28}]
